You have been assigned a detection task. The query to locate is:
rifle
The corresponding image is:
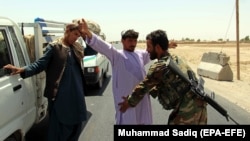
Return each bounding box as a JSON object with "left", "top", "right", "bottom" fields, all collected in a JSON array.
[{"left": 166, "top": 57, "right": 239, "bottom": 125}]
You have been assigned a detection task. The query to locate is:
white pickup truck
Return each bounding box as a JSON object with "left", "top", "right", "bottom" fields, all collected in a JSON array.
[{"left": 0, "top": 16, "right": 108, "bottom": 141}]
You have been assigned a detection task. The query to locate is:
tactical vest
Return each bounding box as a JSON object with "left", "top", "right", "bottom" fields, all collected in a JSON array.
[{"left": 150, "top": 55, "right": 194, "bottom": 110}]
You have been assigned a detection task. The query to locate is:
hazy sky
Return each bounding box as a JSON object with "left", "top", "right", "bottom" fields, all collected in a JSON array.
[{"left": 1, "top": 0, "right": 249, "bottom": 41}]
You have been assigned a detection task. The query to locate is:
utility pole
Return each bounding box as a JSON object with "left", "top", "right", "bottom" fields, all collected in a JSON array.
[{"left": 236, "top": 0, "right": 240, "bottom": 80}]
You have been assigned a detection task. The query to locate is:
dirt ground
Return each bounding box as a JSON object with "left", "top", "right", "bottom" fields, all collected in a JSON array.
[{"left": 137, "top": 42, "right": 250, "bottom": 112}]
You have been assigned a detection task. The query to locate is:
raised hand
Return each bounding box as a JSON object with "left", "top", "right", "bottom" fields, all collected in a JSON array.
[
  {"left": 169, "top": 41, "right": 177, "bottom": 49},
  {"left": 77, "top": 18, "right": 92, "bottom": 39}
]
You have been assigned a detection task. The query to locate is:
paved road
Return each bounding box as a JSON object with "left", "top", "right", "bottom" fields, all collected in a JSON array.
[
  {"left": 26, "top": 62, "right": 250, "bottom": 141},
  {"left": 25, "top": 43, "right": 250, "bottom": 140}
]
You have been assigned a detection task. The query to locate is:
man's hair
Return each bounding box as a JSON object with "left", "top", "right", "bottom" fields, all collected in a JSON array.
[
  {"left": 66, "top": 23, "right": 79, "bottom": 32},
  {"left": 121, "top": 29, "right": 139, "bottom": 39},
  {"left": 146, "top": 29, "right": 169, "bottom": 50}
]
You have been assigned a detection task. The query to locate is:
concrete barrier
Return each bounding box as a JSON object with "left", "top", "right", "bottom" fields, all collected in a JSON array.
[{"left": 197, "top": 52, "right": 233, "bottom": 81}]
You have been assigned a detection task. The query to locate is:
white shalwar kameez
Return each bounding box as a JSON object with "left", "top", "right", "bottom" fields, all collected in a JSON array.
[{"left": 87, "top": 34, "right": 153, "bottom": 124}]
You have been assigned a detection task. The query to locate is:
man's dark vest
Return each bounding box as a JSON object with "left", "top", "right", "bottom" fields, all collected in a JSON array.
[{"left": 44, "top": 44, "right": 68, "bottom": 100}]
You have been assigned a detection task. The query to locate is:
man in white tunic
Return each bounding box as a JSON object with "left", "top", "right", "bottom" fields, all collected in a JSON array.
[{"left": 82, "top": 25, "right": 153, "bottom": 124}]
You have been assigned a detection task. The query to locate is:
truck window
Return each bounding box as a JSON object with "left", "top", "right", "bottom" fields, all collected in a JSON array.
[
  {"left": 8, "top": 27, "right": 26, "bottom": 67},
  {"left": 0, "top": 30, "right": 11, "bottom": 77},
  {"left": 84, "top": 45, "right": 97, "bottom": 56},
  {"left": 0, "top": 30, "right": 11, "bottom": 69}
]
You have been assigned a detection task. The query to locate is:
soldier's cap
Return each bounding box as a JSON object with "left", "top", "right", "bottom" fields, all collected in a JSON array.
[{"left": 121, "top": 29, "right": 139, "bottom": 39}]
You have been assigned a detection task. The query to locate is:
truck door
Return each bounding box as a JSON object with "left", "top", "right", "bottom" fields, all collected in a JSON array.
[{"left": 0, "top": 27, "right": 36, "bottom": 139}]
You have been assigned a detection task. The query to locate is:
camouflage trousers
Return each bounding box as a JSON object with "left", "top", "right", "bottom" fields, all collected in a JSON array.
[{"left": 168, "top": 92, "right": 207, "bottom": 125}]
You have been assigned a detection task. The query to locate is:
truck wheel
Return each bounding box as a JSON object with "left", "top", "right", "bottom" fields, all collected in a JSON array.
[
  {"left": 97, "top": 74, "right": 103, "bottom": 89},
  {"left": 104, "top": 63, "right": 109, "bottom": 79},
  {"left": 103, "top": 71, "right": 107, "bottom": 79}
]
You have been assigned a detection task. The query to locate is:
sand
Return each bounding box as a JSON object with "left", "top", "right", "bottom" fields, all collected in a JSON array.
[{"left": 137, "top": 42, "right": 250, "bottom": 112}]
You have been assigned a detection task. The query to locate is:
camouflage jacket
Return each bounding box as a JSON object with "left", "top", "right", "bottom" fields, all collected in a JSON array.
[{"left": 128, "top": 54, "right": 206, "bottom": 110}]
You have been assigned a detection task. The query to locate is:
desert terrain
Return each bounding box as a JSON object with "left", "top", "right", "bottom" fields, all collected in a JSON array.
[{"left": 137, "top": 42, "right": 250, "bottom": 112}]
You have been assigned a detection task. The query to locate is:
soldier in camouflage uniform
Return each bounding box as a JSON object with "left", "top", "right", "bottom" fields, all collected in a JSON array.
[{"left": 119, "top": 29, "right": 207, "bottom": 125}]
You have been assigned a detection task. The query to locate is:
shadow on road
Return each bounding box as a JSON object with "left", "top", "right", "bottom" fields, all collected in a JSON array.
[
  {"left": 25, "top": 114, "right": 48, "bottom": 141},
  {"left": 85, "top": 75, "right": 111, "bottom": 96},
  {"left": 25, "top": 111, "right": 92, "bottom": 141}
]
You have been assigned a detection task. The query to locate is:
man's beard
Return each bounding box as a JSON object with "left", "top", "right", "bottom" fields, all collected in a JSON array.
[
  {"left": 149, "top": 50, "right": 157, "bottom": 60},
  {"left": 125, "top": 46, "right": 135, "bottom": 52}
]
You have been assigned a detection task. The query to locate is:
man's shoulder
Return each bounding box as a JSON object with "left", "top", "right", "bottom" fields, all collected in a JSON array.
[
  {"left": 170, "top": 54, "right": 191, "bottom": 71},
  {"left": 148, "top": 61, "right": 166, "bottom": 73}
]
